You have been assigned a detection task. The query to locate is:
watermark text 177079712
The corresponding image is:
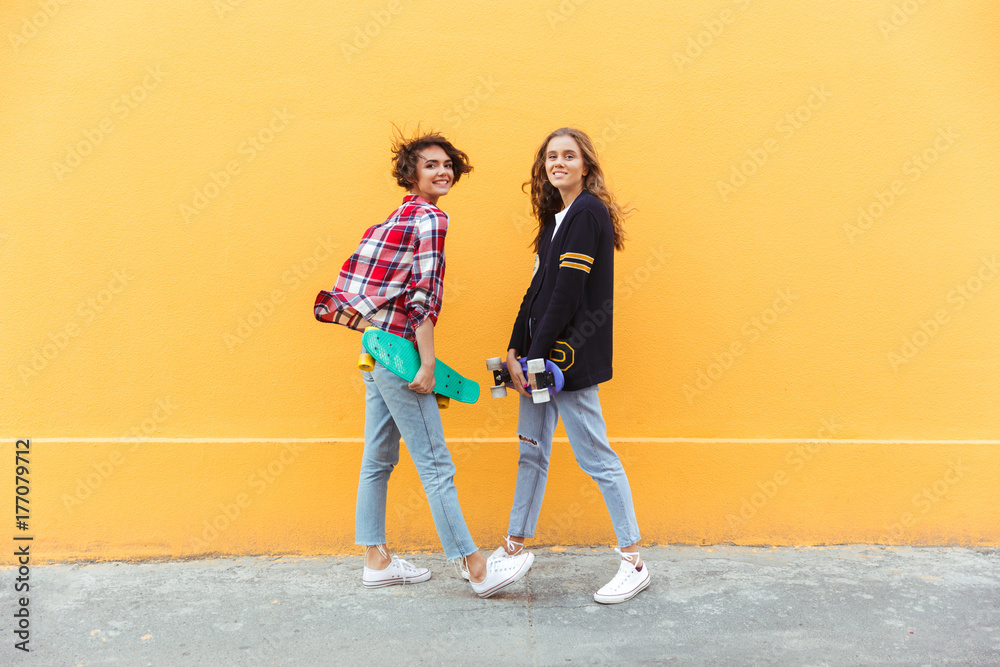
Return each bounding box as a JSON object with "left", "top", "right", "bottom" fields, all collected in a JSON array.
[{"left": 13, "top": 439, "right": 32, "bottom": 652}]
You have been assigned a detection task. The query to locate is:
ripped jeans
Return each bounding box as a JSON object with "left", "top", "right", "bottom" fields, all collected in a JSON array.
[{"left": 507, "top": 385, "right": 641, "bottom": 547}]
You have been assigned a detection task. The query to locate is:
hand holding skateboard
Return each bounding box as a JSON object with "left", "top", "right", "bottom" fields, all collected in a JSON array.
[
  {"left": 486, "top": 354, "right": 565, "bottom": 404},
  {"left": 358, "top": 328, "right": 480, "bottom": 409}
]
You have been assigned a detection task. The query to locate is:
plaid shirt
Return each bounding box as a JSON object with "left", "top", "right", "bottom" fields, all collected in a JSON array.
[{"left": 314, "top": 195, "right": 448, "bottom": 342}]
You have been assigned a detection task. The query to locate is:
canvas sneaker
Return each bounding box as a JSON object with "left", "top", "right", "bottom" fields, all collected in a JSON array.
[
  {"left": 362, "top": 554, "right": 431, "bottom": 588},
  {"left": 458, "top": 536, "right": 525, "bottom": 580},
  {"left": 469, "top": 550, "right": 534, "bottom": 598},
  {"left": 593, "top": 548, "right": 651, "bottom": 604}
]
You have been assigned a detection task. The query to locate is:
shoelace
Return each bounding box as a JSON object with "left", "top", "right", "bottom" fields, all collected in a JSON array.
[
  {"left": 603, "top": 548, "right": 640, "bottom": 592},
  {"left": 389, "top": 554, "right": 420, "bottom": 584},
  {"left": 615, "top": 547, "right": 638, "bottom": 565},
  {"left": 367, "top": 545, "right": 418, "bottom": 585},
  {"left": 504, "top": 534, "right": 524, "bottom": 556}
]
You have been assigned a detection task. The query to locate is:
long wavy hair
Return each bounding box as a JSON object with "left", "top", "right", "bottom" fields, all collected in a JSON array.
[{"left": 524, "top": 127, "right": 629, "bottom": 252}]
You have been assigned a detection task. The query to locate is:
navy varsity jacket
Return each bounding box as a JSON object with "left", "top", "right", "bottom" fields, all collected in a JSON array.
[{"left": 508, "top": 190, "right": 615, "bottom": 391}]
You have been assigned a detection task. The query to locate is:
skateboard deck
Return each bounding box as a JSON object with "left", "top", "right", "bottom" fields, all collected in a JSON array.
[
  {"left": 361, "top": 328, "right": 480, "bottom": 406},
  {"left": 486, "top": 356, "right": 565, "bottom": 403}
]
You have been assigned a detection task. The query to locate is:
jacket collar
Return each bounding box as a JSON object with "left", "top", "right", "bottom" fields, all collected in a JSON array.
[
  {"left": 563, "top": 188, "right": 594, "bottom": 220},
  {"left": 549, "top": 190, "right": 589, "bottom": 243}
]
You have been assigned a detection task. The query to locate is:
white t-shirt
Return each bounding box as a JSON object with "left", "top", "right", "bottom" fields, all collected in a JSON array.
[
  {"left": 552, "top": 207, "right": 569, "bottom": 237},
  {"left": 532, "top": 208, "right": 570, "bottom": 280}
]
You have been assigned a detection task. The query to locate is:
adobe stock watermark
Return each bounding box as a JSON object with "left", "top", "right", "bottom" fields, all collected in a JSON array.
[
  {"left": 51, "top": 65, "right": 167, "bottom": 182},
  {"left": 442, "top": 75, "right": 499, "bottom": 128},
  {"left": 545, "top": 0, "right": 589, "bottom": 29},
  {"left": 212, "top": 0, "right": 248, "bottom": 18},
  {"left": 449, "top": 404, "right": 510, "bottom": 467},
  {"left": 879, "top": 0, "right": 932, "bottom": 40},
  {"left": 555, "top": 246, "right": 670, "bottom": 354},
  {"left": 61, "top": 397, "right": 180, "bottom": 513},
  {"left": 716, "top": 85, "right": 832, "bottom": 202},
  {"left": 844, "top": 127, "right": 958, "bottom": 244},
  {"left": 888, "top": 255, "right": 997, "bottom": 372},
  {"left": 536, "top": 482, "right": 602, "bottom": 545},
  {"left": 7, "top": 0, "right": 80, "bottom": 52},
  {"left": 340, "top": 0, "right": 401, "bottom": 62},
  {"left": 878, "top": 459, "right": 967, "bottom": 543},
  {"left": 188, "top": 442, "right": 308, "bottom": 550},
  {"left": 591, "top": 116, "right": 627, "bottom": 156},
  {"left": 726, "top": 416, "right": 848, "bottom": 532},
  {"left": 616, "top": 245, "right": 669, "bottom": 301},
  {"left": 17, "top": 269, "right": 134, "bottom": 383},
  {"left": 224, "top": 236, "right": 337, "bottom": 352},
  {"left": 673, "top": 0, "right": 756, "bottom": 72},
  {"left": 180, "top": 107, "right": 292, "bottom": 223},
  {"left": 683, "top": 288, "right": 798, "bottom": 404}
]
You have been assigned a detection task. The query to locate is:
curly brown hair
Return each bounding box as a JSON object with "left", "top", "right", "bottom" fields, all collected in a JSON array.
[
  {"left": 390, "top": 127, "right": 473, "bottom": 189},
  {"left": 524, "top": 127, "right": 630, "bottom": 252}
]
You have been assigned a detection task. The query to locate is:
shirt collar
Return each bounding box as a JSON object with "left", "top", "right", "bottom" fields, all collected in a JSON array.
[{"left": 403, "top": 194, "right": 435, "bottom": 206}]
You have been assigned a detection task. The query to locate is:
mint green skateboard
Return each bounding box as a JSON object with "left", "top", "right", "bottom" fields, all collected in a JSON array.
[{"left": 359, "top": 328, "right": 480, "bottom": 409}]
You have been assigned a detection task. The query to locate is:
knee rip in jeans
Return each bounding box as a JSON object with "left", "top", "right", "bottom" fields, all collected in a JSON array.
[{"left": 518, "top": 434, "right": 539, "bottom": 447}]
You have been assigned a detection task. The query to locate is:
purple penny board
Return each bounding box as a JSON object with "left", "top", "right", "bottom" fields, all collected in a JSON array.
[{"left": 492, "top": 357, "right": 565, "bottom": 397}]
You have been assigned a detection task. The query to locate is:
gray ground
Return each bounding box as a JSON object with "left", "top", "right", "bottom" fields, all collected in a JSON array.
[{"left": 2, "top": 545, "right": 998, "bottom": 665}]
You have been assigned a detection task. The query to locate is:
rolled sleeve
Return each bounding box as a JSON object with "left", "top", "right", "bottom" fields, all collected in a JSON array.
[{"left": 404, "top": 209, "right": 448, "bottom": 331}]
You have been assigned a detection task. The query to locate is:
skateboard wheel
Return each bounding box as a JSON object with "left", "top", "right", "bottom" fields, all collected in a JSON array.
[
  {"left": 436, "top": 394, "right": 450, "bottom": 409},
  {"left": 531, "top": 388, "right": 550, "bottom": 404},
  {"left": 358, "top": 352, "right": 375, "bottom": 372},
  {"left": 526, "top": 358, "right": 546, "bottom": 374},
  {"left": 490, "top": 384, "right": 507, "bottom": 399},
  {"left": 486, "top": 357, "right": 503, "bottom": 371}
]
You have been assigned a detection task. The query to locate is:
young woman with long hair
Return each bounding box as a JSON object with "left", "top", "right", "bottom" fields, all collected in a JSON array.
[{"left": 496, "top": 127, "right": 649, "bottom": 604}]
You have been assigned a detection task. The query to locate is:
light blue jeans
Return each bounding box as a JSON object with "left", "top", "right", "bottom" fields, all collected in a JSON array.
[
  {"left": 508, "top": 385, "right": 641, "bottom": 547},
  {"left": 355, "top": 362, "right": 478, "bottom": 561}
]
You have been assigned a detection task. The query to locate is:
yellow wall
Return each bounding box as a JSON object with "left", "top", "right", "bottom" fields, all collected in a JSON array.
[{"left": 2, "top": 0, "right": 998, "bottom": 563}]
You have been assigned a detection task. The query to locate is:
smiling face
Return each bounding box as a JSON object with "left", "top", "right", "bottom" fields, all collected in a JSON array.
[
  {"left": 409, "top": 145, "right": 454, "bottom": 204},
  {"left": 544, "top": 135, "right": 588, "bottom": 201}
]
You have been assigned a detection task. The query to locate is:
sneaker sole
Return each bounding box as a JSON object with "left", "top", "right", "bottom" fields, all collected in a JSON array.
[
  {"left": 475, "top": 552, "right": 534, "bottom": 598},
  {"left": 363, "top": 571, "right": 432, "bottom": 588},
  {"left": 593, "top": 570, "right": 651, "bottom": 604}
]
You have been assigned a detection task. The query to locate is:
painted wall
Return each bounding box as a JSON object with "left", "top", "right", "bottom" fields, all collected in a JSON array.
[{"left": 2, "top": 0, "right": 998, "bottom": 563}]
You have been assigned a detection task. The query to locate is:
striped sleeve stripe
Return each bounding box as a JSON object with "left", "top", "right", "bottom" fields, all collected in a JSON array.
[
  {"left": 560, "top": 252, "right": 594, "bottom": 264},
  {"left": 560, "top": 260, "right": 592, "bottom": 273}
]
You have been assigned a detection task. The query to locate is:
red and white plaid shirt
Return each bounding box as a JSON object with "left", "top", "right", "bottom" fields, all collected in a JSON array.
[{"left": 315, "top": 195, "right": 448, "bottom": 342}]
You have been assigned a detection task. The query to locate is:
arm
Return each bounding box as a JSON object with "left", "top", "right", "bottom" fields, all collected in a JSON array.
[
  {"left": 525, "top": 209, "right": 602, "bottom": 361},
  {"left": 404, "top": 209, "right": 447, "bottom": 334},
  {"left": 405, "top": 208, "right": 447, "bottom": 393},
  {"left": 506, "top": 258, "right": 539, "bottom": 397},
  {"left": 409, "top": 318, "right": 436, "bottom": 393},
  {"left": 507, "top": 254, "right": 539, "bottom": 355}
]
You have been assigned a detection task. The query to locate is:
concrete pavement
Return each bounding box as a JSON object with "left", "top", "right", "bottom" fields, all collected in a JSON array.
[{"left": 2, "top": 545, "right": 998, "bottom": 665}]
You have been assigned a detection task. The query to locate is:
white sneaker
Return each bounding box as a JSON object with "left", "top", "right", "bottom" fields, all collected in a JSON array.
[
  {"left": 593, "top": 548, "right": 650, "bottom": 604},
  {"left": 457, "top": 547, "right": 510, "bottom": 580},
  {"left": 469, "top": 551, "right": 534, "bottom": 598},
  {"left": 362, "top": 554, "right": 431, "bottom": 588}
]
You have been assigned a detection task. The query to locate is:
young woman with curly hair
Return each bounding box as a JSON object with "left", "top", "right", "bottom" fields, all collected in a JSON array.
[{"left": 315, "top": 129, "right": 533, "bottom": 597}]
